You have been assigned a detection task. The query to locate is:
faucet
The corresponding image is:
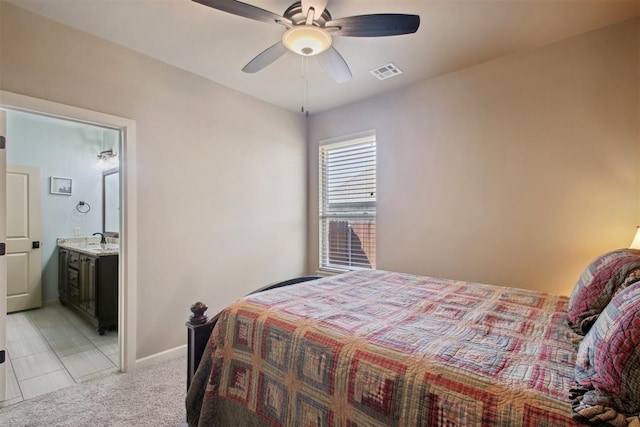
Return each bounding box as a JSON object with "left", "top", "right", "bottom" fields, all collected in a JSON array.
[{"left": 93, "top": 232, "right": 106, "bottom": 245}]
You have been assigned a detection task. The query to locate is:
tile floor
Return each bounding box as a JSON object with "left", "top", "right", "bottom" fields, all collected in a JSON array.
[{"left": 1, "top": 303, "right": 119, "bottom": 407}]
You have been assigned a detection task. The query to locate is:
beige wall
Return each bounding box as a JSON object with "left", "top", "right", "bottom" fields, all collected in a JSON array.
[
  {"left": 0, "top": 2, "right": 307, "bottom": 359},
  {"left": 308, "top": 18, "right": 640, "bottom": 296}
]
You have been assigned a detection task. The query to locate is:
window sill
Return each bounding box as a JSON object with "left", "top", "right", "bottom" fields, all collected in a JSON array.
[{"left": 316, "top": 266, "right": 374, "bottom": 276}]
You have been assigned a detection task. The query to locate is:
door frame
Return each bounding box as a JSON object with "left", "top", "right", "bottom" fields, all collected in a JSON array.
[
  {"left": 0, "top": 90, "right": 138, "bottom": 373},
  {"left": 1, "top": 110, "right": 7, "bottom": 401}
]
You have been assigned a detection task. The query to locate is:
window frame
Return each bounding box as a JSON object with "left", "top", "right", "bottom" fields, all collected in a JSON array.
[{"left": 318, "top": 130, "right": 376, "bottom": 272}]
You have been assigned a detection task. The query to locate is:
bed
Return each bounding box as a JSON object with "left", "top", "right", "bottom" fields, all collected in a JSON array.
[{"left": 186, "top": 257, "right": 640, "bottom": 426}]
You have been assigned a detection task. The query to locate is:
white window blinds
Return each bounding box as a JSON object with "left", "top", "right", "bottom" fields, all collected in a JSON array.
[{"left": 319, "top": 132, "right": 376, "bottom": 271}]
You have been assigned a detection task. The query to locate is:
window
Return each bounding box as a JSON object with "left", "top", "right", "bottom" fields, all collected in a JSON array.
[{"left": 319, "top": 132, "right": 376, "bottom": 271}]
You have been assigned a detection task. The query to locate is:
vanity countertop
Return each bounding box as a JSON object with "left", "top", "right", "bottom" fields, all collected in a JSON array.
[{"left": 57, "top": 237, "right": 119, "bottom": 257}]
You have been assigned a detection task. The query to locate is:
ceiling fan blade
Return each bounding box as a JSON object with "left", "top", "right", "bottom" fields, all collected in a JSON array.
[
  {"left": 326, "top": 14, "right": 420, "bottom": 37},
  {"left": 193, "top": 0, "right": 291, "bottom": 26},
  {"left": 242, "top": 42, "right": 288, "bottom": 73},
  {"left": 301, "top": 0, "right": 328, "bottom": 21},
  {"left": 317, "top": 47, "right": 352, "bottom": 84}
]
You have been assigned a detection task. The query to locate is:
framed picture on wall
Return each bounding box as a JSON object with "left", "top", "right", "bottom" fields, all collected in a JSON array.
[{"left": 50, "top": 177, "right": 72, "bottom": 195}]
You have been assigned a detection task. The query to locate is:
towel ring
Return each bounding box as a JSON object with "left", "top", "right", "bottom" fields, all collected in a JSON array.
[{"left": 76, "top": 201, "right": 91, "bottom": 214}]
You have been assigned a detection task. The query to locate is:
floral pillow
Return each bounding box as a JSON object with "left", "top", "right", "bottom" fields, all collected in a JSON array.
[
  {"left": 567, "top": 249, "right": 640, "bottom": 334},
  {"left": 572, "top": 282, "right": 640, "bottom": 425}
]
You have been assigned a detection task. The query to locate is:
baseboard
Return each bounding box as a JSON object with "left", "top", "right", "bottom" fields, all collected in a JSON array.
[{"left": 135, "top": 344, "right": 187, "bottom": 369}]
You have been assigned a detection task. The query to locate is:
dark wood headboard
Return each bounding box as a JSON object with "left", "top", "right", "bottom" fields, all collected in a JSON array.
[{"left": 185, "top": 275, "right": 322, "bottom": 391}]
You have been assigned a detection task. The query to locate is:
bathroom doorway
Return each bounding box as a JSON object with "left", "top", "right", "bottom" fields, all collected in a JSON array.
[
  {"left": 0, "top": 91, "right": 137, "bottom": 406},
  {"left": 4, "top": 111, "right": 121, "bottom": 403}
]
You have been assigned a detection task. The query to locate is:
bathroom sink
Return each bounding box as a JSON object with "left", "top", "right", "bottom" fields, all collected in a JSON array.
[{"left": 72, "top": 242, "right": 119, "bottom": 251}]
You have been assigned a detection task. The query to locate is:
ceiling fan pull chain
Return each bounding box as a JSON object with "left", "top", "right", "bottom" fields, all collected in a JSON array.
[
  {"left": 304, "top": 79, "right": 310, "bottom": 117},
  {"left": 301, "top": 56, "right": 310, "bottom": 116},
  {"left": 305, "top": 81, "right": 310, "bottom": 117},
  {"left": 300, "top": 56, "right": 306, "bottom": 114},
  {"left": 304, "top": 56, "right": 308, "bottom": 114}
]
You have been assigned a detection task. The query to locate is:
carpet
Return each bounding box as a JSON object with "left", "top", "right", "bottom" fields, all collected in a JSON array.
[{"left": 0, "top": 356, "right": 187, "bottom": 427}]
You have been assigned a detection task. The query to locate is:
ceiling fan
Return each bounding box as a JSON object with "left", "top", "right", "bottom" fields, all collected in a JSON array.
[{"left": 193, "top": 0, "right": 420, "bottom": 83}]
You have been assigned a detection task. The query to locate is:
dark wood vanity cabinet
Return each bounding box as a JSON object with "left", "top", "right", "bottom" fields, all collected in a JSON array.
[
  {"left": 58, "top": 248, "right": 69, "bottom": 300},
  {"left": 58, "top": 248, "right": 118, "bottom": 335}
]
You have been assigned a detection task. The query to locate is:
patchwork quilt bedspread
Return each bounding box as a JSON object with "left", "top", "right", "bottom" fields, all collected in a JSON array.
[{"left": 187, "top": 270, "right": 583, "bottom": 426}]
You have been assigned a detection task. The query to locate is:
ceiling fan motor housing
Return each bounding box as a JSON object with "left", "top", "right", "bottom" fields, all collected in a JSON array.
[{"left": 283, "top": 1, "right": 332, "bottom": 26}]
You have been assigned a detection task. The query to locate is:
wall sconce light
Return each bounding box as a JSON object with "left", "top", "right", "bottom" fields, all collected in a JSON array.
[
  {"left": 630, "top": 226, "right": 640, "bottom": 249},
  {"left": 97, "top": 149, "right": 118, "bottom": 170}
]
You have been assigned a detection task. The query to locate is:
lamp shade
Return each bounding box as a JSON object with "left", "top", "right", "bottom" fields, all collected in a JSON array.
[
  {"left": 282, "top": 26, "right": 332, "bottom": 56},
  {"left": 630, "top": 226, "right": 640, "bottom": 249}
]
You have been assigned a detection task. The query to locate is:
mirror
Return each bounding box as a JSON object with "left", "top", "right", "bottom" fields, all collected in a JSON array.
[{"left": 103, "top": 168, "right": 120, "bottom": 237}]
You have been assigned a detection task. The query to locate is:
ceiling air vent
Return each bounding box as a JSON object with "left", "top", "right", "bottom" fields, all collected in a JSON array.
[{"left": 369, "top": 63, "right": 403, "bottom": 80}]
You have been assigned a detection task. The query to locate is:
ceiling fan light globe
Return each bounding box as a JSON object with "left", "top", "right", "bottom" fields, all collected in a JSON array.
[{"left": 282, "top": 25, "right": 332, "bottom": 56}]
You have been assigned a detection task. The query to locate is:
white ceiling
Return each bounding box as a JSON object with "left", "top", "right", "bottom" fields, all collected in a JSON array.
[{"left": 8, "top": 0, "right": 639, "bottom": 114}]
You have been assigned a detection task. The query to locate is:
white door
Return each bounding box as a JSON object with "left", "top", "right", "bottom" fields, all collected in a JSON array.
[
  {"left": 0, "top": 109, "right": 7, "bottom": 402},
  {"left": 6, "top": 164, "right": 42, "bottom": 313}
]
